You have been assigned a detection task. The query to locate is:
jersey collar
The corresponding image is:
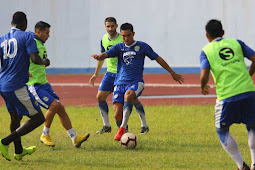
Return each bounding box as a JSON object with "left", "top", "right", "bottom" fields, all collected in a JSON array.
[{"left": 125, "top": 41, "right": 137, "bottom": 48}]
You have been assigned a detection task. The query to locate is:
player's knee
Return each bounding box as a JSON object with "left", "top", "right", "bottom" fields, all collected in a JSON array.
[
  {"left": 49, "top": 100, "right": 60, "bottom": 112},
  {"left": 216, "top": 128, "right": 229, "bottom": 144},
  {"left": 124, "top": 93, "right": 135, "bottom": 101},
  {"left": 34, "top": 111, "right": 45, "bottom": 126},
  {"left": 96, "top": 93, "right": 107, "bottom": 101}
]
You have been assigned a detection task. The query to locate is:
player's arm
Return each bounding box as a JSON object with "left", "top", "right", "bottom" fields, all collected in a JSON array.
[
  {"left": 200, "top": 68, "right": 210, "bottom": 95},
  {"left": 249, "top": 54, "right": 255, "bottom": 76},
  {"left": 89, "top": 59, "right": 105, "bottom": 86},
  {"left": 29, "top": 52, "right": 50, "bottom": 66},
  {"left": 155, "top": 56, "right": 184, "bottom": 84},
  {"left": 200, "top": 50, "right": 210, "bottom": 95},
  {"left": 91, "top": 52, "right": 108, "bottom": 61}
]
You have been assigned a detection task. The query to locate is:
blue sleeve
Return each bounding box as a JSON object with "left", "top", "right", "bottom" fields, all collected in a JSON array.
[
  {"left": 200, "top": 50, "right": 210, "bottom": 70},
  {"left": 237, "top": 40, "right": 255, "bottom": 59},
  {"left": 144, "top": 43, "right": 158, "bottom": 60},
  {"left": 106, "top": 44, "right": 120, "bottom": 58},
  {"left": 25, "top": 32, "right": 39, "bottom": 54},
  {"left": 101, "top": 39, "right": 105, "bottom": 53}
]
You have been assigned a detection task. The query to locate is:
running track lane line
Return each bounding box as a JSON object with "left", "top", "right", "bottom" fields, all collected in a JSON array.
[{"left": 50, "top": 83, "right": 216, "bottom": 88}]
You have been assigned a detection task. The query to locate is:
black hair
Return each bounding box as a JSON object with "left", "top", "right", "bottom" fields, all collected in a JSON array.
[
  {"left": 11, "top": 11, "right": 27, "bottom": 26},
  {"left": 205, "top": 19, "right": 223, "bottom": 38},
  {"left": 120, "top": 23, "right": 133, "bottom": 32},
  {"left": 105, "top": 17, "right": 117, "bottom": 24},
  {"left": 35, "top": 21, "right": 51, "bottom": 32}
]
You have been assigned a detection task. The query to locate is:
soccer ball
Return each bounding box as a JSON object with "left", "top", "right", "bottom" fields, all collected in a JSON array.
[{"left": 120, "top": 132, "right": 137, "bottom": 149}]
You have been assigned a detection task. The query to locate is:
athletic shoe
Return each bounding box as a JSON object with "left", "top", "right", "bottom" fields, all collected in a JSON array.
[
  {"left": 73, "top": 134, "right": 90, "bottom": 148},
  {"left": 140, "top": 127, "right": 149, "bottom": 134},
  {"left": 40, "top": 135, "right": 55, "bottom": 147},
  {"left": 238, "top": 162, "right": 250, "bottom": 170},
  {"left": 0, "top": 139, "right": 10, "bottom": 161},
  {"left": 114, "top": 127, "right": 126, "bottom": 141},
  {"left": 96, "top": 126, "right": 111, "bottom": 134},
  {"left": 14, "top": 146, "right": 37, "bottom": 160}
]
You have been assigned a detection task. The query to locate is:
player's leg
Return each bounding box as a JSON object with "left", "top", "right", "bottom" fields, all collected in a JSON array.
[
  {"left": 28, "top": 83, "right": 57, "bottom": 146},
  {"left": 133, "top": 98, "right": 149, "bottom": 134},
  {"left": 242, "top": 94, "right": 255, "bottom": 169},
  {"left": 56, "top": 102, "right": 90, "bottom": 148},
  {"left": 96, "top": 72, "right": 115, "bottom": 134},
  {"left": 0, "top": 87, "right": 44, "bottom": 161},
  {"left": 96, "top": 90, "right": 112, "bottom": 134},
  {"left": 215, "top": 99, "right": 248, "bottom": 169},
  {"left": 113, "top": 102, "right": 123, "bottom": 128}
]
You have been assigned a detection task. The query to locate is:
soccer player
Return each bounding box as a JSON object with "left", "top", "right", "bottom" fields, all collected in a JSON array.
[
  {"left": 91, "top": 23, "right": 184, "bottom": 141},
  {"left": 200, "top": 19, "right": 255, "bottom": 170},
  {"left": 0, "top": 11, "right": 49, "bottom": 161},
  {"left": 27, "top": 21, "right": 90, "bottom": 148},
  {"left": 89, "top": 17, "right": 149, "bottom": 134}
]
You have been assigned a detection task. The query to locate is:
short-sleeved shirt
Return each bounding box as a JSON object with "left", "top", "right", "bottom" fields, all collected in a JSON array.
[
  {"left": 0, "top": 28, "right": 38, "bottom": 92},
  {"left": 106, "top": 41, "right": 159, "bottom": 85}
]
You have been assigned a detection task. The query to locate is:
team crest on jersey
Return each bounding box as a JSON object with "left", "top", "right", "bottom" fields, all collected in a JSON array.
[
  {"left": 114, "top": 94, "right": 118, "bottom": 99},
  {"left": 43, "top": 96, "right": 49, "bottom": 102},
  {"left": 123, "top": 51, "right": 136, "bottom": 65},
  {"left": 134, "top": 45, "right": 140, "bottom": 52},
  {"left": 35, "top": 101, "right": 38, "bottom": 106}
]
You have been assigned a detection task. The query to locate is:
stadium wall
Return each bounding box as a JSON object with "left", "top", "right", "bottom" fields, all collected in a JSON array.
[{"left": 0, "top": 0, "right": 255, "bottom": 74}]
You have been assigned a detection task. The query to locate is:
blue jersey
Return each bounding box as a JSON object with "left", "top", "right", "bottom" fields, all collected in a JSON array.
[
  {"left": 106, "top": 41, "right": 158, "bottom": 85},
  {"left": 0, "top": 28, "right": 38, "bottom": 92}
]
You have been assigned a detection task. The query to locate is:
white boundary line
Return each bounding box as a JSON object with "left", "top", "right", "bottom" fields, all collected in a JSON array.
[{"left": 51, "top": 83, "right": 216, "bottom": 88}]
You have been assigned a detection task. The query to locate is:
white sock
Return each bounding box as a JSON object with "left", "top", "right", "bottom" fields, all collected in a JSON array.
[
  {"left": 100, "top": 109, "right": 110, "bottom": 127},
  {"left": 67, "top": 128, "right": 77, "bottom": 142},
  {"left": 248, "top": 129, "right": 255, "bottom": 165},
  {"left": 121, "top": 102, "right": 132, "bottom": 128},
  {"left": 221, "top": 132, "right": 244, "bottom": 169},
  {"left": 42, "top": 126, "right": 50, "bottom": 136},
  {"left": 137, "top": 110, "right": 148, "bottom": 128}
]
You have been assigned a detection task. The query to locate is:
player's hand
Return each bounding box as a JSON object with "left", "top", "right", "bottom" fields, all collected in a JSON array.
[
  {"left": 43, "top": 58, "right": 50, "bottom": 67},
  {"left": 171, "top": 72, "right": 184, "bottom": 84},
  {"left": 89, "top": 74, "right": 98, "bottom": 86},
  {"left": 29, "top": 72, "right": 32, "bottom": 77},
  {"left": 201, "top": 84, "right": 210, "bottom": 95},
  {"left": 91, "top": 54, "right": 100, "bottom": 60}
]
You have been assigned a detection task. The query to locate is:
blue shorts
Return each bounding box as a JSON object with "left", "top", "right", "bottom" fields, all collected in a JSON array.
[
  {"left": 98, "top": 72, "right": 116, "bottom": 92},
  {"left": 113, "top": 82, "right": 144, "bottom": 104},
  {"left": 215, "top": 94, "right": 255, "bottom": 129},
  {"left": 0, "top": 86, "right": 41, "bottom": 116},
  {"left": 28, "top": 83, "right": 59, "bottom": 109}
]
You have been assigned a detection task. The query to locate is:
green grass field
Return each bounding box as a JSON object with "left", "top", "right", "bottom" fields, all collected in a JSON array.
[{"left": 0, "top": 105, "right": 251, "bottom": 169}]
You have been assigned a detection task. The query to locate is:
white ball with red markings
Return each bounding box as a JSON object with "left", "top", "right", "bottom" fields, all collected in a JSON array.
[{"left": 120, "top": 132, "right": 137, "bottom": 149}]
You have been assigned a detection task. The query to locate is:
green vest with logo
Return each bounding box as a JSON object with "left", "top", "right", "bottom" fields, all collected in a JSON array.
[
  {"left": 102, "top": 33, "right": 123, "bottom": 73},
  {"left": 202, "top": 38, "right": 255, "bottom": 100},
  {"left": 27, "top": 38, "right": 48, "bottom": 85}
]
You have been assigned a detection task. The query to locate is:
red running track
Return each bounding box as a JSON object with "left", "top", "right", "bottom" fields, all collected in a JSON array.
[{"left": 0, "top": 74, "right": 218, "bottom": 107}]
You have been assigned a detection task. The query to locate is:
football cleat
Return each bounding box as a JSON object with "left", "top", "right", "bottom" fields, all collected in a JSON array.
[
  {"left": 114, "top": 127, "right": 126, "bottom": 141},
  {"left": 96, "top": 126, "right": 111, "bottom": 134},
  {"left": 40, "top": 135, "right": 55, "bottom": 147},
  {"left": 140, "top": 127, "right": 149, "bottom": 134},
  {"left": 14, "top": 146, "right": 37, "bottom": 160},
  {"left": 0, "top": 139, "right": 10, "bottom": 161},
  {"left": 73, "top": 134, "right": 90, "bottom": 148}
]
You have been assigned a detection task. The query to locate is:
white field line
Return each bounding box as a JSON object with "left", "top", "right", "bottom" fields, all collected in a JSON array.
[{"left": 50, "top": 83, "right": 216, "bottom": 88}]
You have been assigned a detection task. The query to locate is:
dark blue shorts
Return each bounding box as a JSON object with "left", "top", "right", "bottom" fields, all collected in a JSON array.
[
  {"left": 28, "top": 83, "right": 59, "bottom": 109},
  {"left": 215, "top": 94, "right": 255, "bottom": 128},
  {"left": 98, "top": 72, "right": 116, "bottom": 92}
]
